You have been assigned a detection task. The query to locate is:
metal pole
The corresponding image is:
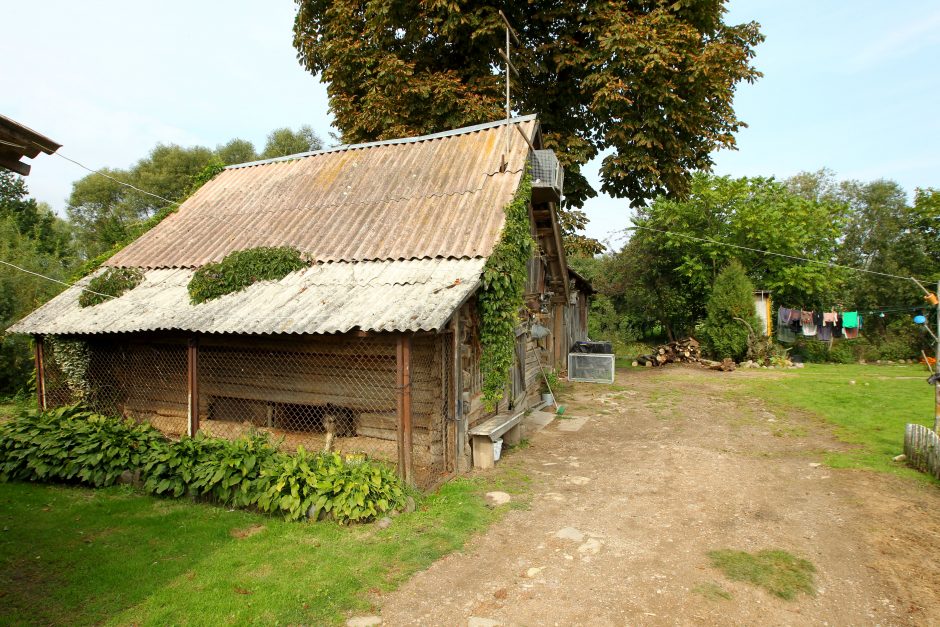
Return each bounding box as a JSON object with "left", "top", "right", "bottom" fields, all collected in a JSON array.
[{"left": 935, "top": 279, "right": 939, "bottom": 432}]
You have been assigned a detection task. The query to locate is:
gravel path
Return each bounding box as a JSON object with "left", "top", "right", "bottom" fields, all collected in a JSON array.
[{"left": 374, "top": 367, "right": 940, "bottom": 626}]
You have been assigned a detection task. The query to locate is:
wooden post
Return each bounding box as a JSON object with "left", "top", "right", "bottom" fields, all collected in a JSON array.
[
  {"left": 396, "top": 334, "right": 413, "bottom": 485},
  {"left": 34, "top": 335, "right": 46, "bottom": 411},
  {"left": 935, "top": 279, "right": 939, "bottom": 433},
  {"left": 187, "top": 336, "right": 200, "bottom": 437},
  {"left": 552, "top": 301, "right": 565, "bottom": 370},
  {"left": 451, "top": 315, "right": 465, "bottom": 470}
]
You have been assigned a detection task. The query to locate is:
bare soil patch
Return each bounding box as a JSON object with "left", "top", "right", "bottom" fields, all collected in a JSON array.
[{"left": 377, "top": 366, "right": 940, "bottom": 626}]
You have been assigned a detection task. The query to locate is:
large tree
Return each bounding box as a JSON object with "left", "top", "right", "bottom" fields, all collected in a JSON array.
[
  {"left": 614, "top": 173, "right": 847, "bottom": 339},
  {"left": 293, "top": 0, "right": 763, "bottom": 252}
]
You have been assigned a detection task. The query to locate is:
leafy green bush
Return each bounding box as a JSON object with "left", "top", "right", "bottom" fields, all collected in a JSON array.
[
  {"left": 79, "top": 267, "right": 144, "bottom": 307},
  {"left": 188, "top": 246, "right": 309, "bottom": 304},
  {"left": 701, "top": 260, "right": 759, "bottom": 361},
  {"left": 256, "top": 449, "right": 405, "bottom": 523},
  {"left": 0, "top": 405, "right": 163, "bottom": 486},
  {"left": 0, "top": 407, "right": 405, "bottom": 523}
]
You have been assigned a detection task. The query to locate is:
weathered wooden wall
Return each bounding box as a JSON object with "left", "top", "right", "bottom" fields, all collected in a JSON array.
[{"left": 904, "top": 423, "right": 940, "bottom": 480}]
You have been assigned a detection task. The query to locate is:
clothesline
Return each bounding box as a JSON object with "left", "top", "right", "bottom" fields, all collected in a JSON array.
[{"left": 777, "top": 306, "right": 860, "bottom": 343}]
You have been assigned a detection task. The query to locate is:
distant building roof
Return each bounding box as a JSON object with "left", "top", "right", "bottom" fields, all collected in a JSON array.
[
  {"left": 107, "top": 115, "right": 538, "bottom": 269},
  {"left": 0, "top": 114, "right": 60, "bottom": 176}
]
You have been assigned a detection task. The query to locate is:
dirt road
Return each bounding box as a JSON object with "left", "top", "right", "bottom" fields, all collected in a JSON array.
[{"left": 376, "top": 367, "right": 940, "bottom": 626}]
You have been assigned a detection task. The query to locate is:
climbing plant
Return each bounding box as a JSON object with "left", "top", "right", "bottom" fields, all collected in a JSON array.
[
  {"left": 188, "top": 246, "right": 309, "bottom": 304},
  {"left": 478, "top": 174, "right": 534, "bottom": 406},
  {"left": 78, "top": 267, "right": 144, "bottom": 307},
  {"left": 46, "top": 336, "right": 91, "bottom": 399}
]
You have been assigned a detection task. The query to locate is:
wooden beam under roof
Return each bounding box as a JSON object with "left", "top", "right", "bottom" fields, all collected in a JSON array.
[{"left": 0, "top": 114, "right": 61, "bottom": 176}]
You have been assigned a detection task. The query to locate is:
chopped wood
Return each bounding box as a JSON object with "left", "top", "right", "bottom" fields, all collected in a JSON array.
[{"left": 633, "top": 337, "right": 731, "bottom": 372}]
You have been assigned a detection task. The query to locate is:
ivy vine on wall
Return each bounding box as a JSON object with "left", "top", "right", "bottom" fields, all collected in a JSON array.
[
  {"left": 187, "top": 246, "right": 310, "bottom": 304},
  {"left": 46, "top": 336, "right": 91, "bottom": 399},
  {"left": 478, "top": 173, "right": 534, "bottom": 407},
  {"left": 79, "top": 267, "right": 144, "bottom": 307}
]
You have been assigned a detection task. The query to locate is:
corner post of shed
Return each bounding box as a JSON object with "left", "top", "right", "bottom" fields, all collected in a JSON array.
[
  {"left": 33, "top": 335, "right": 46, "bottom": 411},
  {"left": 187, "top": 335, "right": 200, "bottom": 437},
  {"left": 396, "top": 333, "right": 413, "bottom": 485}
]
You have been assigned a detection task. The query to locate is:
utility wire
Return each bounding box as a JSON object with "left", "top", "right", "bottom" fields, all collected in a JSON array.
[{"left": 629, "top": 224, "right": 936, "bottom": 284}]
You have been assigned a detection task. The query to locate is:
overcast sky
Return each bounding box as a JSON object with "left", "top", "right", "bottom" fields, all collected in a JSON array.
[{"left": 3, "top": 1, "right": 939, "bottom": 252}]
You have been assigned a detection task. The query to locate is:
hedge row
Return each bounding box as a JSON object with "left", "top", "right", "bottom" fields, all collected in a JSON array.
[{"left": 0, "top": 405, "right": 405, "bottom": 523}]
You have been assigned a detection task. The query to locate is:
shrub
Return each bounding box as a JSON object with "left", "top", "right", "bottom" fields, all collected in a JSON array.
[
  {"left": 701, "top": 260, "right": 759, "bottom": 361},
  {"left": 0, "top": 408, "right": 406, "bottom": 524},
  {"left": 79, "top": 267, "right": 144, "bottom": 307},
  {"left": 0, "top": 405, "right": 163, "bottom": 486},
  {"left": 188, "top": 246, "right": 309, "bottom": 304},
  {"left": 256, "top": 449, "right": 405, "bottom": 523}
]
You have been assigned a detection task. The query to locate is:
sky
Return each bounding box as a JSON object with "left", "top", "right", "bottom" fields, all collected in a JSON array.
[{"left": 3, "top": 1, "right": 939, "bottom": 252}]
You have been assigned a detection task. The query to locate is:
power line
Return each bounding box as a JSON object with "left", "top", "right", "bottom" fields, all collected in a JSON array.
[
  {"left": 0, "top": 259, "right": 118, "bottom": 302},
  {"left": 53, "top": 152, "right": 183, "bottom": 208},
  {"left": 628, "top": 224, "right": 936, "bottom": 284}
]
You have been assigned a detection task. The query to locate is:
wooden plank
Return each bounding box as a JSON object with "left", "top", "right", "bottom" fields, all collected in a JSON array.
[
  {"left": 34, "top": 335, "right": 46, "bottom": 411},
  {"left": 187, "top": 336, "right": 200, "bottom": 436}
]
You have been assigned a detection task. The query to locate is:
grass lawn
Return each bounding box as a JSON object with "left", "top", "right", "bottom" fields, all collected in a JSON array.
[
  {"left": 733, "top": 363, "right": 935, "bottom": 479},
  {"left": 0, "top": 470, "right": 524, "bottom": 626}
]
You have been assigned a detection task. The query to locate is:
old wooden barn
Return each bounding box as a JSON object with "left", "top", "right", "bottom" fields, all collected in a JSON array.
[{"left": 9, "top": 115, "right": 590, "bottom": 488}]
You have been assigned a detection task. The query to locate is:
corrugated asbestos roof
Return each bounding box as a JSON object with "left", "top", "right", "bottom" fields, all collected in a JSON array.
[
  {"left": 106, "top": 116, "right": 538, "bottom": 269},
  {"left": 9, "top": 258, "right": 484, "bottom": 336}
]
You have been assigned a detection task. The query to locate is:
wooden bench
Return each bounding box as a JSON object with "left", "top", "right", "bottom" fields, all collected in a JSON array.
[{"left": 469, "top": 411, "right": 525, "bottom": 470}]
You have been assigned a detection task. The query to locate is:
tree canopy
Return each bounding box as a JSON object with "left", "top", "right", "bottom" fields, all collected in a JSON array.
[{"left": 292, "top": 0, "right": 763, "bottom": 254}]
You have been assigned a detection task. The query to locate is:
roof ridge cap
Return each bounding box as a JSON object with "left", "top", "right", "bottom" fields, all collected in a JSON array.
[{"left": 225, "top": 114, "right": 538, "bottom": 170}]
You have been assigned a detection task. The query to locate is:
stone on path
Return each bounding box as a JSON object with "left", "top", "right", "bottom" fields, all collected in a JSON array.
[
  {"left": 567, "top": 475, "right": 591, "bottom": 486},
  {"left": 555, "top": 527, "right": 585, "bottom": 542},
  {"left": 468, "top": 617, "right": 501, "bottom": 627},
  {"left": 556, "top": 416, "right": 590, "bottom": 432},
  {"left": 484, "top": 491, "right": 511, "bottom": 507},
  {"left": 525, "top": 566, "right": 545, "bottom": 578},
  {"left": 578, "top": 538, "right": 603, "bottom": 555},
  {"left": 347, "top": 616, "right": 382, "bottom": 627}
]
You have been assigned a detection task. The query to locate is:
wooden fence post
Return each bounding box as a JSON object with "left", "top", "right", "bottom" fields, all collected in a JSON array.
[
  {"left": 187, "top": 336, "right": 200, "bottom": 437},
  {"left": 396, "top": 334, "right": 413, "bottom": 485},
  {"left": 34, "top": 335, "right": 46, "bottom": 411}
]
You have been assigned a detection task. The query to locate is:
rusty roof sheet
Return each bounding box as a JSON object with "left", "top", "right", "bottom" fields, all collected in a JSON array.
[
  {"left": 8, "top": 258, "right": 484, "bottom": 336},
  {"left": 107, "top": 116, "right": 538, "bottom": 269}
]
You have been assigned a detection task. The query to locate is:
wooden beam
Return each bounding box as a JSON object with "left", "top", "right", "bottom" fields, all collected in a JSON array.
[
  {"left": 187, "top": 336, "right": 200, "bottom": 436},
  {"left": 34, "top": 335, "right": 46, "bottom": 411},
  {"left": 0, "top": 156, "right": 30, "bottom": 176},
  {"left": 396, "top": 334, "right": 413, "bottom": 485}
]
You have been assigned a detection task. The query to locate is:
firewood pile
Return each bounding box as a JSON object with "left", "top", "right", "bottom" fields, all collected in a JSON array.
[{"left": 633, "top": 338, "right": 736, "bottom": 372}]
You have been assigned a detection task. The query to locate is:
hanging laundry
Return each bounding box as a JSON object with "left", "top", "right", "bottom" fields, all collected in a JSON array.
[
  {"left": 812, "top": 311, "right": 824, "bottom": 328},
  {"left": 788, "top": 309, "right": 803, "bottom": 323},
  {"left": 843, "top": 326, "right": 859, "bottom": 339},
  {"left": 823, "top": 311, "right": 838, "bottom": 325},
  {"left": 831, "top": 316, "right": 844, "bottom": 339},
  {"left": 778, "top": 306, "right": 792, "bottom": 326},
  {"left": 777, "top": 324, "right": 797, "bottom": 343},
  {"left": 801, "top": 310, "right": 817, "bottom": 336},
  {"left": 817, "top": 324, "right": 833, "bottom": 341},
  {"left": 842, "top": 311, "right": 859, "bottom": 328}
]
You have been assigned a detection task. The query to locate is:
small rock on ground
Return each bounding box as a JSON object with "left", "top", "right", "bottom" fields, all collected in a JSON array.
[
  {"left": 555, "top": 527, "right": 585, "bottom": 542},
  {"left": 346, "top": 616, "right": 382, "bottom": 627},
  {"left": 485, "top": 491, "right": 512, "bottom": 507},
  {"left": 468, "top": 618, "right": 501, "bottom": 627},
  {"left": 376, "top": 517, "right": 393, "bottom": 529}
]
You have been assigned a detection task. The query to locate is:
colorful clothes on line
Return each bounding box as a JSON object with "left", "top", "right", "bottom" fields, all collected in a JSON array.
[
  {"left": 788, "top": 309, "right": 803, "bottom": 323},
  {"left": 817, "top": 324, "right": 833, "bottom": 341},
  {"left": 778, "top": 307, "right": 792, "bottom": 325},
  {"left": 801, "top": 310, "right": 817, "bottom": 336},
  {"left": 777, "top": 324, "right": 797, "bottom": 343},
  {"left": 842, "top": 311, "right": 859, "bottom": 328},
  {"left": 823, "top": 311, "right": 838, "bottom": 325},
  {"left": 843, "top": 326, "right": 859, "bottom": 339}
]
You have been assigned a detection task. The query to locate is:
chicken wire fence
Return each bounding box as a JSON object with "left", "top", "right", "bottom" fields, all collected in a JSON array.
[{"left": 38, "top": 333, "right": 454, "bottom": 489}]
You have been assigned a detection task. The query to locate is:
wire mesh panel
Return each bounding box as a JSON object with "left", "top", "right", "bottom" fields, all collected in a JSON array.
[
  {"left": 409, "top": 334, "right": 453, "bottom": 489},
  {"left": 198, "top": 335, "right": 401, "bottom": 464},
  {"left": 38, "top": 332, "right": 456, "bottom": 490},
  {"left": 42, "top": 336, "right": 189, "bottom": 435}
]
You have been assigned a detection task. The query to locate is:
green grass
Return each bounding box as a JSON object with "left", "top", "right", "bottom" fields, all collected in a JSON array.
[
  {"left": 0, "top": 403, "right": 15, "bottom": 422},
  {"left": 734, "top": 364, "right": 934, "bottom": 477},
  {"left": 692, "top": 581, "right": 733, "bottom": 601},
  {"left": 0, "top": 477, "right": 506, "bottom": 626},
  {"left": 707, "top": 549, "right": 815, "bottom": 600}
]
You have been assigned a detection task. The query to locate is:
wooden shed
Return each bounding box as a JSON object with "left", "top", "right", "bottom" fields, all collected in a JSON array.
[{"left": 9, "top": 115, "right": 589, "bottom": 487}]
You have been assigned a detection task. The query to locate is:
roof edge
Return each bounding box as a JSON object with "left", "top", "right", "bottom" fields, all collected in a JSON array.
[{"left": 226, "top": 114, "right": 538, "bottom": 170}]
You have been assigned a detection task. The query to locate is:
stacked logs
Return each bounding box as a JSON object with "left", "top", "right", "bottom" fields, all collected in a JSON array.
[
  {"left": 632, "top": 339, "right": 736, "bottom": 371},
  {"left": 634, "top": 338, "right": 702, "bottom": 367}
]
